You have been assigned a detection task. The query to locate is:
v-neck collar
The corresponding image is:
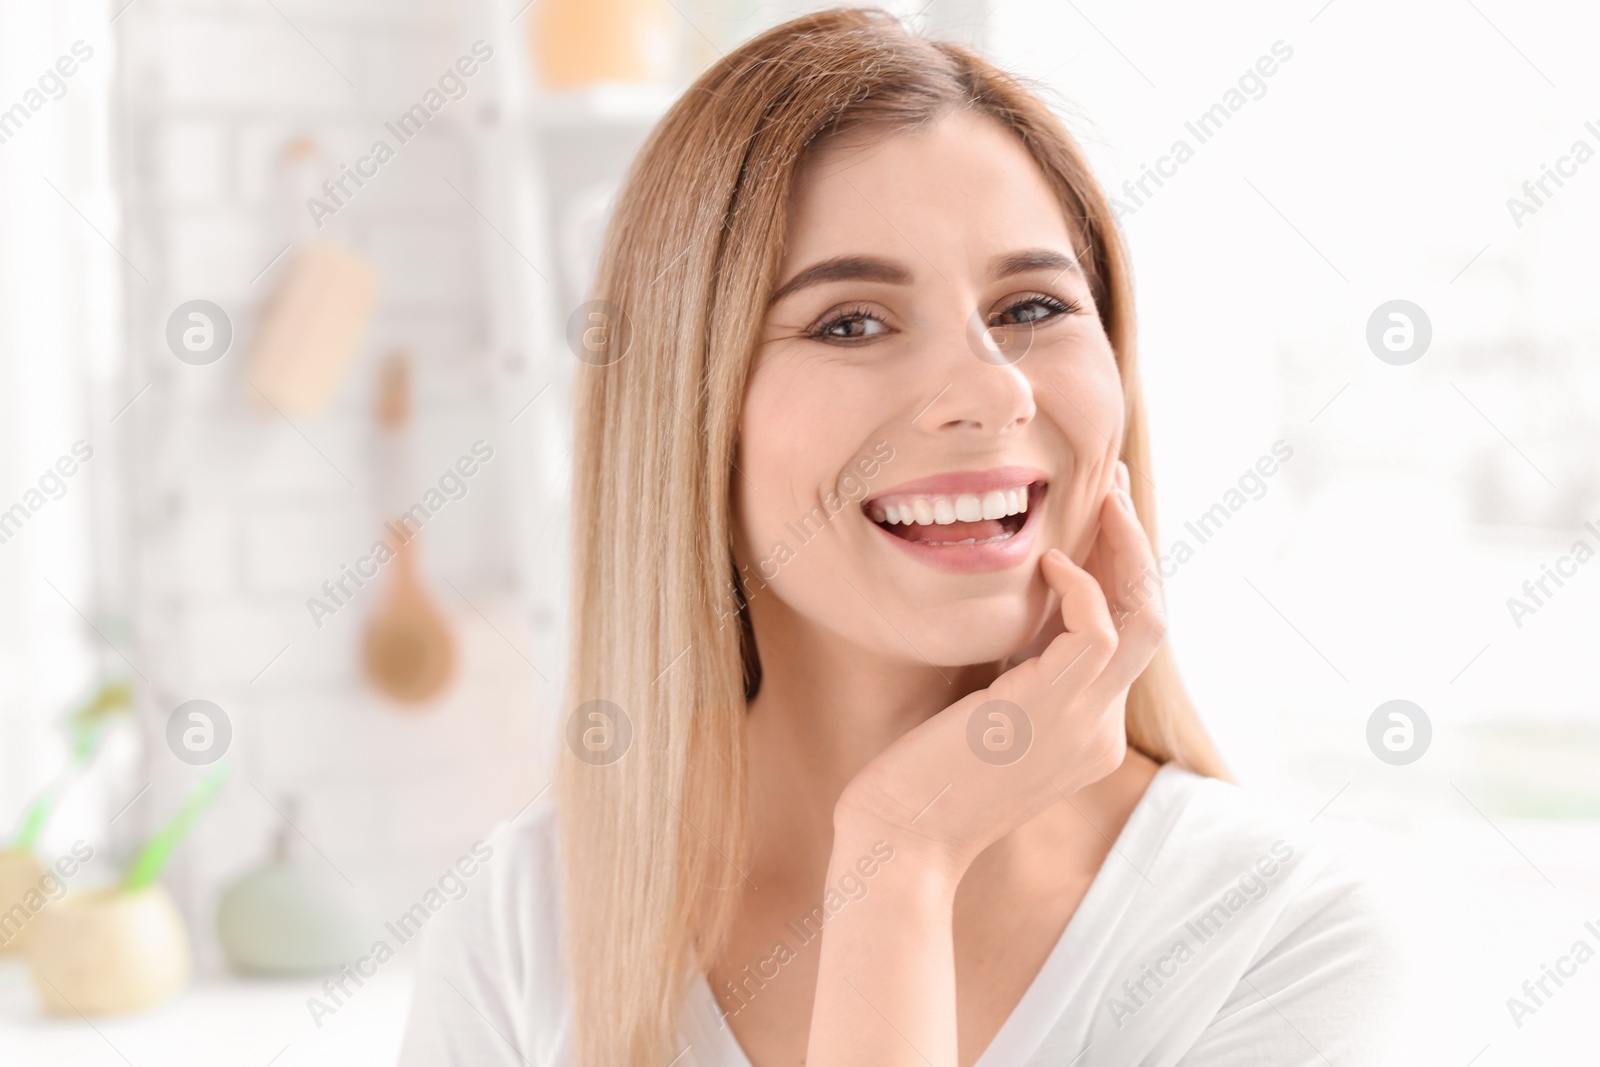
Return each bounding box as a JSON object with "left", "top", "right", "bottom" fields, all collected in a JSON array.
[{"left": 690, "top": 761, "right": 1196, "bottom": 1067}]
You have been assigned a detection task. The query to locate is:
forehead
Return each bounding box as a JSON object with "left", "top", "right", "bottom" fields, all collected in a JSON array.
[{"left": 782, "top": 109, "right": 1077, "bottom": 272}]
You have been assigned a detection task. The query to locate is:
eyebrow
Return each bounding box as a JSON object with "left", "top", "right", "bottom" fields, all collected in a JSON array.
[
  {"left": 769, "top": 247, "right": 1084, "bottom": 305},
  {"left": 768, "top": 255, "right": 912, "bottom": 305},
  {"left": 991, "top": 248, "right": 1084, "bottom": 279}
]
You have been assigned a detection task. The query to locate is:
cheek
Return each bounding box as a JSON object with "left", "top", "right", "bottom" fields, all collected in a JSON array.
[
  {"left": 734, "top": 350, "right": 909, "bottom": 645},
  {"left": 736, "top": 353, "right": 864, "bottom": 550},
  {"left": 1037, "top": 319, "right": 1122, "bottom": 420},
  {"left": 1033, "top": 345, "right": 1125, "bottom": 556},
  {"left": 1048, "top": 359, "right": 1123, "bottom": 453}
]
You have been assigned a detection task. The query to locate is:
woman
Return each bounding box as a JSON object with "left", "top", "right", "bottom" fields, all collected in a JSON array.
[{"left": 400, "top": 9, "right": 1403, "bottom": 1066}]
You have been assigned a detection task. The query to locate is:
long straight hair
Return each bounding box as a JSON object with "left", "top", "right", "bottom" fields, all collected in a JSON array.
[{"left": 561, "top": 9, "right": 1229, "bottom": 1064}]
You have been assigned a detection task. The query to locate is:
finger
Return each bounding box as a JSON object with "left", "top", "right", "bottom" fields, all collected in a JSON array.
[
  {"left": 1080, "top": 463, "right": 1123, "bottom": 589},
  {"left": 1097, "top": 478, "right": 1162, "bottom": 620},
  {"left": 1085, "top": 485, "right": 1167, "bottom": 699},
  {"left": 1081, "top": 516, "right": 1111, "bottom": 591},
  {"left": 1004, "top": 597, "right": 1064, "bottom": 670},
  {"left": 1032, "top": 548, "right": 1117, "bottom": 686}
]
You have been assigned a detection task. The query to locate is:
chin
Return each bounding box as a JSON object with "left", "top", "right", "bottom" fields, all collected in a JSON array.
[{"left": 904, "top": 598, "right": 1048, "bottom": 668}]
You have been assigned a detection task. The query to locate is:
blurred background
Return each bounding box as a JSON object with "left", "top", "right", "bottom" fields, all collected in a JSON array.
[{"left": 0, "top": 0, "right": 1595, "bottom": 1062}]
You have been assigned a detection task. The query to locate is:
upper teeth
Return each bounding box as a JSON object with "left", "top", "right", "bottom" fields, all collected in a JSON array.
[{"left": 870, "top": 487, "right": 1030, "bottom": 525}]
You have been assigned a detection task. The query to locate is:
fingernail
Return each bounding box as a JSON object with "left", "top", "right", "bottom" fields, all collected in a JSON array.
[
  {"left": 1115, "top": 461, "right": 1130, "bottom": 493},
  {"left": 1116, "top": 488, "right": 1134, "bottom": 513}
]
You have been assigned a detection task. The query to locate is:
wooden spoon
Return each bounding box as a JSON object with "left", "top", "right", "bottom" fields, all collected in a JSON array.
[
  {"left": 362, "top": 352, "right": 454, "bottom": 706},
  {"left": 363, "top": 534, "right": 455, "bottom": 704}
]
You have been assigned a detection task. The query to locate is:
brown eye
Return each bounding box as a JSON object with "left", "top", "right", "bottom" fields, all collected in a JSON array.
[
  {"left": 810, "top": 307, "right": 889, "bottom": 342},
  {"left": 991, "top": 295, "right": 1077, "bottom": 328}
]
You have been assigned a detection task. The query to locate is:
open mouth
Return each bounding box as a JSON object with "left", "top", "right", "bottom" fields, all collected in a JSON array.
[{"left": 864, "top": 481, "right": 1045, "bottom": 546}]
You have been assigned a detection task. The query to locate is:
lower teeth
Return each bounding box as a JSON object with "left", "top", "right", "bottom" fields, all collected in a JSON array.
[{"left": 915, "top": 531, "right": 1014, "bottom": 547}]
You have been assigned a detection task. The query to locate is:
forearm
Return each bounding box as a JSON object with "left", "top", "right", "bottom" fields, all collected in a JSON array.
[{"left": 805, "top": 823, "right": 960, "bottom": 1067}]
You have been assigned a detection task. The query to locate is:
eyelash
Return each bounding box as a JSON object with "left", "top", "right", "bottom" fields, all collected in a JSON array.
[
  {"left": 990, "top": 292, "right": 1080, "bottom": 327},
  {"left": 806, "top": 303, "right": 885, "bottom": 342},
  {"left": 805, "top": 293, "right": 1080, "bottom": 343}
]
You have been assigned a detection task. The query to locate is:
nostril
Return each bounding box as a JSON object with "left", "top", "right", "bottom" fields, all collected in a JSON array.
[
  {"left": 937, "top": 417, "right": 984, "bottom": 432},
  {"left": 913, "top": 372, "right": 1035, "bottom": 434},
  {"left": 935, "top": 414, "right": 1029, "bottom": 434}
]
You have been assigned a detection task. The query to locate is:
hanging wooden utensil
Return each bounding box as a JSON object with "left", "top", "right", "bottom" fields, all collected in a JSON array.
[
  {"left": 362, "top": 351, "right": 455, "bottom": 705},
  {"left": 247, "top": 136, "right": 379, "bottom": 420}
]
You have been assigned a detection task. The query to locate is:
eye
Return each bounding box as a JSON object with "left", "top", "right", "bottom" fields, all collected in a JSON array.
[
  {"left": 808, "top": 305, "right": 891, "bottom": 343},
  {"left": 990, "top": 293, "right": 1079, "bottom": 328}
]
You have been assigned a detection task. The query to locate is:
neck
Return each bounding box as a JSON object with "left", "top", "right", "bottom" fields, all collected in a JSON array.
[
  {"left": 738, "top": 592, "right": 1162, "bottom": 894},
  {"left": 742, "top": 593, "right": 997, "bottom": 871}
]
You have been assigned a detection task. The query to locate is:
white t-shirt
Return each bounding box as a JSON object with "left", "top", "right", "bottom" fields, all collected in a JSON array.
[{"left": 399, "top": 763, "right": 1410, "bottom": 1066}]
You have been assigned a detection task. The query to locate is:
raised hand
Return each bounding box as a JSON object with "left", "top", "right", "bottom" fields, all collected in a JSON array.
[{"left": 836, "top": 461, "right": 1167, "bottom": 879}]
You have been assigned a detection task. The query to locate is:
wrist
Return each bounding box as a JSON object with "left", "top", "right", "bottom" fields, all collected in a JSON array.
[{"left": 829, "top": 805, "right": 965, "bottom": 902}]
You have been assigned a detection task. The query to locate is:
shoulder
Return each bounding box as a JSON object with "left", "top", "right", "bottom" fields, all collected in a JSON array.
[
  {"left": 1129, "top": 766, "right": 1412, "bottom": 1065},
  {"left": 1137, "top": 764, "right": 1407, "bottom": 959},
  {"left": 426, "top": 800, "right": 564, "bottom": 969},
  {"left": 398, "top": 802, "right": 569, "bottom": 1066},
  {"left": 1130, "top": 764, "right": 1335, "bottom": 880}
]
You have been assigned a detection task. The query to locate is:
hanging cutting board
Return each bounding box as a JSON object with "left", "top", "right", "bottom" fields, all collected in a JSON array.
[{"left": 247, "top": 137, "right": 379, "bottom": 420}]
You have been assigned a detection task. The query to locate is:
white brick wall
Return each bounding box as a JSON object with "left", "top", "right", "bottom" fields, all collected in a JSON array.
[{"left": 114, "top": 0, "right": 558, "bottom": 976}]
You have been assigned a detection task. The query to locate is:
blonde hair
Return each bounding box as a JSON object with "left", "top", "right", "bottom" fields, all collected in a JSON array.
[{"left": 561, "top": 9, "right": 1229, "bottom": 1064}]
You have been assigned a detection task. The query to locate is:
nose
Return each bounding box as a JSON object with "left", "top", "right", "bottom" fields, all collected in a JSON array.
[{"left": 913, "top": 351, "right": 1036, "bottom": 438}]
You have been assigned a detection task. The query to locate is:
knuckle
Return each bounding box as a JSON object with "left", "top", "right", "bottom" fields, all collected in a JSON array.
[
  {"left": 1092, "top": 621, "right": 1119, "bottom": 655},
  {"left": 1084, "top": 729, "right": 1126, "bottom": 781},
  {"left": 1143, "top": 609, "right": 1167, "bottom": 644}
]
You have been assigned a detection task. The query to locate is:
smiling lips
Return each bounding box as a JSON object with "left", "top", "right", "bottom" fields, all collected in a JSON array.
[{"left": 861, "top": 467, "right": 1047, "bottom": 571}]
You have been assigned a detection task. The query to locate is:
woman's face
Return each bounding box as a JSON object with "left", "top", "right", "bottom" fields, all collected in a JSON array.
[{"left": 735, "top": 109, "right": 1125, "bottom": 667}]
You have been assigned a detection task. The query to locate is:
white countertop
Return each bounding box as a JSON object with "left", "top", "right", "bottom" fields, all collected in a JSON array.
[{"left": 0, "top": 959, "right": 411, "bottom": 1065}]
